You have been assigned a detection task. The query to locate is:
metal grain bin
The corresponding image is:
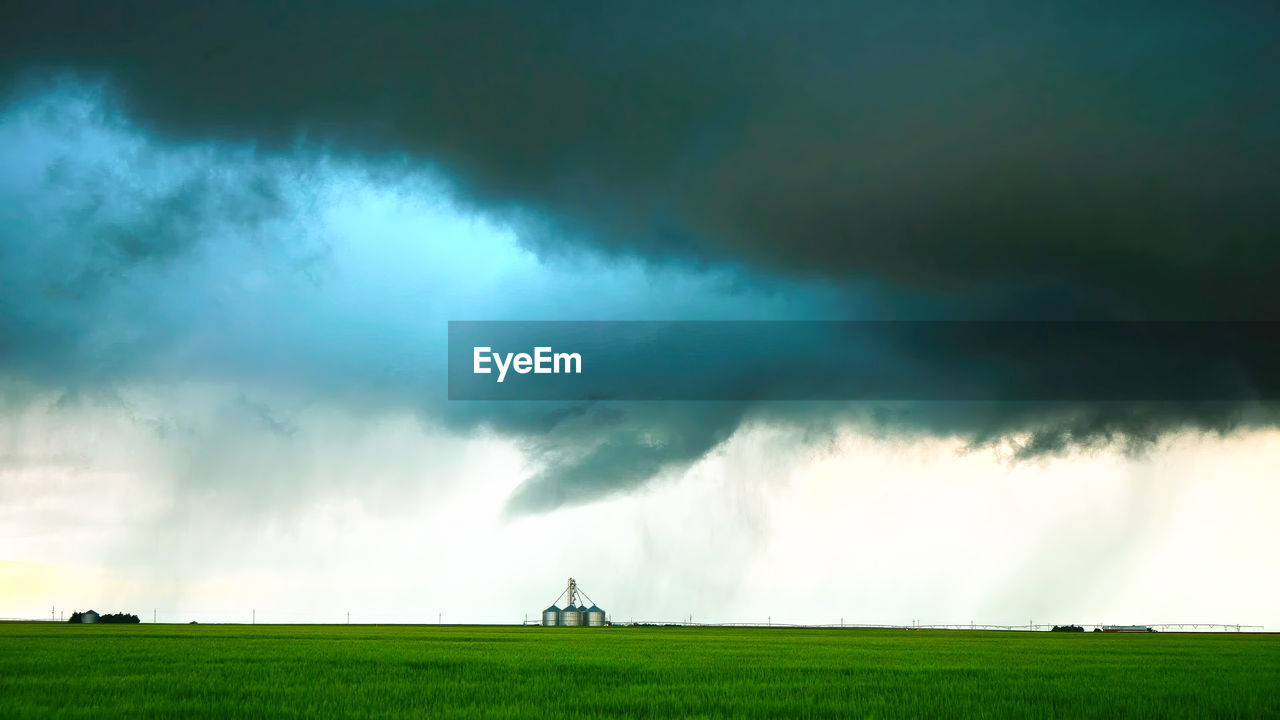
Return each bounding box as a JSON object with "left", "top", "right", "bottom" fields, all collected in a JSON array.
[
  {"left": 584, "top": 605, "right": 606, "bottom": 626},
  {"left": 560, "top": 605, "right": 583, "bottom": 626},
  {"left": 542, "top": 605, "right": 561, "bottom": 627}
]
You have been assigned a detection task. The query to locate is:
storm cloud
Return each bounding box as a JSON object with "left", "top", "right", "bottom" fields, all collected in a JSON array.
[
  {"left": 2, "top": 3, "right": 1279, "bottom": 512},
  {"left": 4, "top": 1, "right": 1279, "bottom": 316}
]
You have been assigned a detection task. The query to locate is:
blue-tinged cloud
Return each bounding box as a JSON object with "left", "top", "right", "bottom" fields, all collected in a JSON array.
[
  {"left": 1, "top": 86, "right": 884, "bottom": 512},
  {"left": 3, "top": 1, "right": 1278, "bottom": 318}
]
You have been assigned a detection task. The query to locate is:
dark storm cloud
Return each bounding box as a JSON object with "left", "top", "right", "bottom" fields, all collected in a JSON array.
[
  {"left": 461, "top": 319, "right": 1278, "bottom": 513},
  {"left": 3, "top": 3, "right": 1280, "bottom": 514},
  {"left": 3, "top": 1, "right": 1279, "bottom": 317}
]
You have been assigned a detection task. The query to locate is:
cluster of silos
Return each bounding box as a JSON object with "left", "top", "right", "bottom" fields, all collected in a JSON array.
[
  {"left": 540, "top": 578, "right": 606, "bottom": 626},
  {"left": 542, "top": 603, "right": 606, "bottom": 626}
]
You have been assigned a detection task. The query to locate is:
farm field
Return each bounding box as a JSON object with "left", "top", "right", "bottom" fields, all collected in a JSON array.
[{"left": 1, "top": 624, "right": 1278, "bottom": 718}]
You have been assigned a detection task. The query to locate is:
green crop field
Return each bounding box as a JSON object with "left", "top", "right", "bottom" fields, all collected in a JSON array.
[{"left": 1, "top": 624, "right": 1277, "bottom": 718}]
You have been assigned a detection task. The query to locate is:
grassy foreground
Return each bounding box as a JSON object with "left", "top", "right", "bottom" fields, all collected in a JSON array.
[{"left": 1, "top": 624, "right": 1278, "bottom": 718}]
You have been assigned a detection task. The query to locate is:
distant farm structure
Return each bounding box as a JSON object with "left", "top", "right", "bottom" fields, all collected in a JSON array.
[
  {"left": 67, "top": 610, "right": 139, "bottom": 624},
  {"left": 540, "top": 578, "right": 607, "bottom": 627}
]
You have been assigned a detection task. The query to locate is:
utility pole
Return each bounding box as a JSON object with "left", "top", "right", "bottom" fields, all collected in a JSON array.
[
  {"left": 252, "top": 609, "right": 255, "bottom": 625},
  {"left": 154, "top": 609, "right": 157, "bottom": 624},
  {"left": 347, "top": 611, "right": 350, "bottom": 625}
]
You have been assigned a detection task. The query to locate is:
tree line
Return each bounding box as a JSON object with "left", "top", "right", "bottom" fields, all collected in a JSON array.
[{"left": 68, "top": 611, "right": 140, "bottom": 623}]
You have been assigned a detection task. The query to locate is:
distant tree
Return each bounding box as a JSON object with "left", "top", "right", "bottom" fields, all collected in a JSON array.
[
  {"left": 1051, "top": 625, "right": 1085, "bottom": 632},
  {"left": 67, "top": 611, "right": 85, "bottom": 623},
  {"left": 100, "top": 612, "right": 141, "bottom": 624}
]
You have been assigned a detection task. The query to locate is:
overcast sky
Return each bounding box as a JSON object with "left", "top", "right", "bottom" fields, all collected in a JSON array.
[{"left": 2, "top": 2, "right": 1277, "bottom": 628}]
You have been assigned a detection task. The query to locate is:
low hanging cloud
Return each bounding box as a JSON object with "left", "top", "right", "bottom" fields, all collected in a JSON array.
[{"left": 2, "top": 4, "right": 1279, "bottom": 514}]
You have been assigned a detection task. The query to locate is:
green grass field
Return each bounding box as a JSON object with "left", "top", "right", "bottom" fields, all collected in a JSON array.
[{"left": 1, "top": 624, "right": 1277, "bottom": 718}]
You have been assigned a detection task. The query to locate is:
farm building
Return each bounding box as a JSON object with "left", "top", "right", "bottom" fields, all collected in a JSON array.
[{"left": 539, "top": 578, "right": 607, "bottom": 627}]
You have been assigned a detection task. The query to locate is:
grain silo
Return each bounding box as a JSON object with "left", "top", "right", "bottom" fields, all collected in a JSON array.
[
  {"left": 560, "top": 604, "right": 583, "bottom": 626},
  {"left": 536, "top": 578, "right": 607, "bottom": 627},
  {"left": 542, "top": 605, "right": 561, "bottom": 627}
]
